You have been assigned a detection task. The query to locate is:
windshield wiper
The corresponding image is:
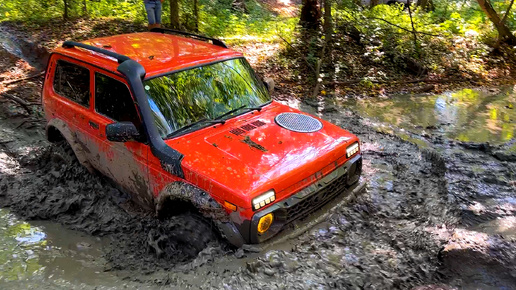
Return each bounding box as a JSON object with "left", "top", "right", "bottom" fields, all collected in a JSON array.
[
  {"left": 214, "top": 105, "right": 264, "bottom": 120},
  {"left": 166, "top": 119, "right": 225, "bottom": 139}
]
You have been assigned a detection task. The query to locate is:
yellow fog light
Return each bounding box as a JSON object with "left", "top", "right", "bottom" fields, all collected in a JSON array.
[{"left": 257, "top": 213, "right": 274, "bottom": 234}]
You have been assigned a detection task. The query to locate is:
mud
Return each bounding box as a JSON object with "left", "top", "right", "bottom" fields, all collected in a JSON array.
[{"left": 1, "top": 26, "right": 516, "bottom": 289}]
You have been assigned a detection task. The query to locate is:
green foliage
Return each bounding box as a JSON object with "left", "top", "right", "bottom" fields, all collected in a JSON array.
[
  {"left": 0, "top": 0, "right": 145, "bottom": 21},
  {"left": 0, "top": 0, "right": 296, "bottom": 43},
  {"left": 198, "top": 0, "right": 297, "bottom": 42},
  {"left": 330, "top": 0, "right": 508, "bottom": 77}
]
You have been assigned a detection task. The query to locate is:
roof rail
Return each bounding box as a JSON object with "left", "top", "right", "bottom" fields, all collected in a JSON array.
[
  {"left": 150, "top": 28, "right": 228, "bottom": 49},
  {"left": 62, "top": 41, "right": 131, "bottom": 64}
]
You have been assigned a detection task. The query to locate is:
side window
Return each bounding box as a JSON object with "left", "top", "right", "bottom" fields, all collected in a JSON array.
[
  {"left": 53, "top": 60, "right": 90, "bottom": 107},
  {"left": 95, "top": 73, "right": 140, "bottom": 126}
]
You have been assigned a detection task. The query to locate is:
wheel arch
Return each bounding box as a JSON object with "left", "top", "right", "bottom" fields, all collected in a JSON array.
[
  {"left": 156, "top": 182, "right": 246, "bottom": 247},
  {"left": 45, "top": 119, "right": 94, "bottom": 172}
]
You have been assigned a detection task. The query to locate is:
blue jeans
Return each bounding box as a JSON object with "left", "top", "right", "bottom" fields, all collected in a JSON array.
[{"left": 145, "top": 1, "right": 162, "bottom": 25}]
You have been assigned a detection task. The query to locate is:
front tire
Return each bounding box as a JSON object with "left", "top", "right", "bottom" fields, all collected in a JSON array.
[{"left": 148, "top": 212, "right": 216, "bottom": 259}]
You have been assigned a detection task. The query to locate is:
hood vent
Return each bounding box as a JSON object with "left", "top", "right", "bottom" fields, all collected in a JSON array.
[
  {"left": 229, "top": 128, "right": 246, "bottom": 136},
  {"left": 275, "top": 113, "right": 323, "bottom": 133},
  {"left": 241, "top": 124, "right": 256, "bottom": 131},
  {"left": 229, "top": 120, "right": 267, "bottom": 136},
  {"left": 251, "top": 120, "right": 266, "bottom": 127}
]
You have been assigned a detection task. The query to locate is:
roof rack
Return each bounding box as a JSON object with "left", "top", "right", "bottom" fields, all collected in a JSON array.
[
  {"left": 62, "top": 41, "right": 131, "bottom": 64},
  {"left": 150, "top": 28, "right": 228, "bottom": 49}
]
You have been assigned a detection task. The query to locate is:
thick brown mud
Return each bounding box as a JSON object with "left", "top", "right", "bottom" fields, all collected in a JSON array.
[{"left": 1, "top": 25, "right": 515, "bottom": 288}]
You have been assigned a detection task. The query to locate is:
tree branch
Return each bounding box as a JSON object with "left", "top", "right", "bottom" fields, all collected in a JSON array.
[
  {"left": 501, "top": 0, "right": 515, "bottom": 24},
  {"left": 1, "top": 94, "right": 35, "bottom": 114},
  {"left": 332, "top": 77, "right": 477, "bottom": 85},
  {"left": 368, "top": 17, "right": 440, "bottom": 36},
  {"left": 0, "top": 71, "right": 45, "bottom": 86}
]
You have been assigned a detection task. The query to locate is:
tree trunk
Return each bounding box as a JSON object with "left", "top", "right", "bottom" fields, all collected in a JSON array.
[
  {"left": 83, "top": 0, "right": 87, "bottom": 16},
  {"left": 170, "top": 0, "right": 180, "bottom": 29},
  {"left": 63, "top": 0, "right": 69, "bottom": 20},
  {"left": 194, "top": 0, "right": 199, "bottom": 32},
  {"left": 370, "top": 0, "right": 379, "bottom": 8},
  {"left": 323, "top": 0, "right": 335, "bottom": 92},
  {"left": 407, "top": 0, "right": 420, "bottom": 57},
  {"left": 300, "top": 0, "right": 321, "bottom": 30},
  {"left": 323, "top": 0, "right": 332, "bottom": 41},
  {"left": 477, "top": 0, "right": 516, "bottom": 45},
  {"left": 417, "top": 0, "right": 434, "bottom": 11},
  {"left": 232, "top": 0, "right": 247, "bottom": 12}
]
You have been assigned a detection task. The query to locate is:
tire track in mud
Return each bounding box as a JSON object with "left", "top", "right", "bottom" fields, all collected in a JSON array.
[
  {"left": 0, "top": 132, "right": 227, "bottom": 273},
  {"left": 2, "top": 103, "right": 512, "bottom": 289},
  {"left": 193, "top": 112, "right": 457, "bottom": 289}
]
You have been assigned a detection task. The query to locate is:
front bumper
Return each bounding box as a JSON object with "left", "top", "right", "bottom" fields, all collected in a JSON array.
[{"left": 238, "top": 154, "right": 362, "bottom": 244}]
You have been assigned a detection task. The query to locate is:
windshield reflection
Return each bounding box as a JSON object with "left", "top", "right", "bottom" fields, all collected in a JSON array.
[{"left": 144, "top": 58, "right": 270, "bottom": 138}]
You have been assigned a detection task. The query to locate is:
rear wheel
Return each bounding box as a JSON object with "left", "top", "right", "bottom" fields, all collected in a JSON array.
[{"left": 50, "top": 141, "right": 77, "bottom": 166}]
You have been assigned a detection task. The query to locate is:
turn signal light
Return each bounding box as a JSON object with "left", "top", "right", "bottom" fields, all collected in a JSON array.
[
  {"left": 257, "top": 213, "right": 274, "bottom": 234},
  {"left": 224, "top": 201, "right": 237, "bottom": 212}
]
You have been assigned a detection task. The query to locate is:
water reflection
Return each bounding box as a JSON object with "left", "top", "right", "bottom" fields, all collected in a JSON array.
[
  {"left": 341, "top": 87, "right": 516, "bottom": 144},
  {"left": 0, "top": 208, "right": 123, "bottom": 288},
  {"left": 0, "top": 209, "right": 45, "bottom": 281}
]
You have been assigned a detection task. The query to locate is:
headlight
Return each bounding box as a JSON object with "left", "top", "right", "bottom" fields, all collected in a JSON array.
[
  {"left": 252, "top": 190, "right": 275, "bottom": 210},
  {"left": 346, "top": 142, "right": 359, "bottom": 158}
]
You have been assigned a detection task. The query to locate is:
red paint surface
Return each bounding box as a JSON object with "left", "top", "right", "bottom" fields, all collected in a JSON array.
[
  {"left": 52, "top": 32, "right": 242, "bottom": 78},
  {"left": 43, "top": 32, "right": 361, "bottom": 223}
]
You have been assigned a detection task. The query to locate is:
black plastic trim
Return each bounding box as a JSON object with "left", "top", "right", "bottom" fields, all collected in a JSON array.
[
  {"left": 150, "top": 27, "right": 228, "bottom": 48},
  {"left": 247, "top": 154, "right": 363, "bottom": 244},
  {"left": 117, "top": 60, "right": 185, "bottom": 178},
  {"left": 62, "top": 41, "right": 131, "bottom": 64}
]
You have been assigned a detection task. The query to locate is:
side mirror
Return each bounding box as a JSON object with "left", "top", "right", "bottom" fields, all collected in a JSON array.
[
  {"left": 263, "top": 77, "right": 274, "bottom": 95},
  {"left": 106, "top": 122, "right": 140, "bottom": 142}
]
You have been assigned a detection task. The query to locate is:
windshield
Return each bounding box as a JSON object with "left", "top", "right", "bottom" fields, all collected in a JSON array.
[{"left": 144, "top": 58, "right": 271, "bottom": 138}]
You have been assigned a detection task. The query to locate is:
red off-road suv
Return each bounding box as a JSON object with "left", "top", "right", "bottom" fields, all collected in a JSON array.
[{"left": 42, "top": 28, "right": 362, "bottom": 251}]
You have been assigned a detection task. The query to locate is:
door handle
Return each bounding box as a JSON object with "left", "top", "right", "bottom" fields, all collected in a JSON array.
[{"left": 89, "top": 121, "right": 99, "bottom": 129}]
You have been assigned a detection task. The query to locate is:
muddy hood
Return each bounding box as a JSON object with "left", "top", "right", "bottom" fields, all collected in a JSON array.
[{"left": 167, "top": 102, "right": 358, "bottom": 205}]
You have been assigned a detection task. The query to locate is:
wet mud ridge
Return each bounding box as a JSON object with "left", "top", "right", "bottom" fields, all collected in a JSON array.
[
  {"left": 0, "top": 142, "right": 228, "bottom": 272},
  {"left": 3, "top": 101, "right": 514, "bottom": 289}
]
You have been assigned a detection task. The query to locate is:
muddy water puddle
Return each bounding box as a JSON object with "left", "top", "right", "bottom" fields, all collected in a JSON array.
[
  {"left": 0, "top": 27, "right": 48, "bottom": 70},
  {"left": 0, "top": 208, "right": 128, "bottom": 289},
  {"left": 341, "top": 87, "right": 516, "bottom": 144}
]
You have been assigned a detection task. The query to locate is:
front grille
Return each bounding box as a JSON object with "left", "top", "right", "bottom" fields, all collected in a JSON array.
[{"left": 285, "top": 173, "right": 349, "bottom": 223}]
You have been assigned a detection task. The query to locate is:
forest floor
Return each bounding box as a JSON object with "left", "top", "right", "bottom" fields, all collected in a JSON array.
[{"left": 0, "top": 18, "right": 516, "bottom": 289}]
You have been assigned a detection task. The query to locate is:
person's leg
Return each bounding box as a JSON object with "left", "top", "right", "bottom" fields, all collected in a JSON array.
[
  {"left": 154, "top": 1, "right": 162, "bottom": 28},
  {"left": 144, "top": 2, "right": 156, "bottom": 29}
]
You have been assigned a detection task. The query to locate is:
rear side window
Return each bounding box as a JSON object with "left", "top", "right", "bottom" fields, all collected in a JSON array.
[
  {"left": 95, "top": 73, "right": 140, "bottom": 126},
  {"left": 53, "top": 60, "right": 90, "bottom": 107}
]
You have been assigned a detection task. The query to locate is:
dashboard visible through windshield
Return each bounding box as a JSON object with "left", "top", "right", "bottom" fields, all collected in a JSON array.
[{"left": 144, "top": 58, "right": 271, "bottom": 138}]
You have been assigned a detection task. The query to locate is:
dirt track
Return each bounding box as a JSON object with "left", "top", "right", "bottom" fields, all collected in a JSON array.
[{"left": 1, "top": 30, "right": 516, "bottom": 289}]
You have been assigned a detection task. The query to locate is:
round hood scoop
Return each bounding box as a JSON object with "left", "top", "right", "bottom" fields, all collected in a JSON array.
[{"left": 275, "top": 113, "right": 323, "bottom": 133}]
